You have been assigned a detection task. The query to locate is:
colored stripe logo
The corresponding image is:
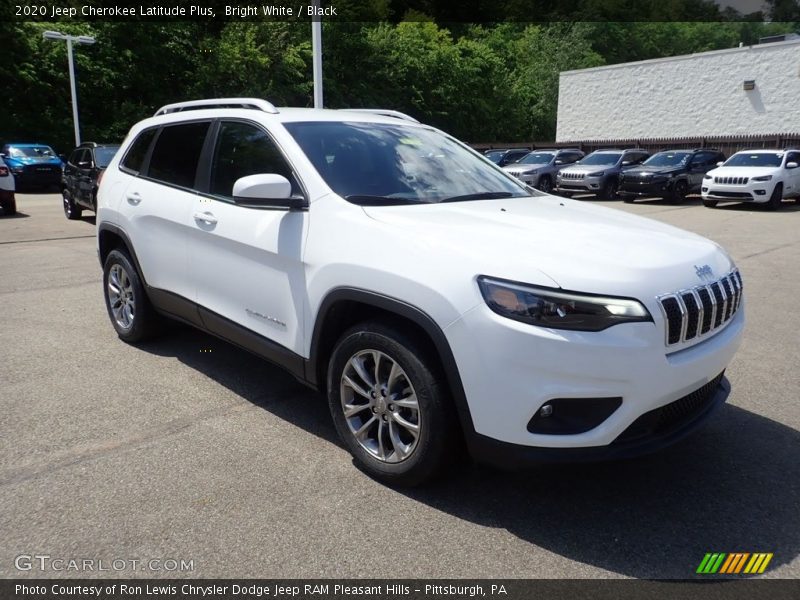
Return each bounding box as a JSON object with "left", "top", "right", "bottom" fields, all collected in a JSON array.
[{"left": 697, "top": 552, "right": 773, "bottom": 574}]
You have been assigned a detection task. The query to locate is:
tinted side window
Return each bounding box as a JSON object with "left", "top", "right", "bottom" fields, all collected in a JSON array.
[
  {"left": 210, "top": 121, "right": 297, "bottom": 199},
  {"left": 121, "top": 128, "right": 157, "bottom": 174},
  {"left": 148, "top": 122, "right": 210, "bottom": 188},
  {"left": 68, "top": 149, "right": 83, "bottom": 165}
]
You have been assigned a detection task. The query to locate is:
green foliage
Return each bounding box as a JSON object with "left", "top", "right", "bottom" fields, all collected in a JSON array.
[{"left": 0, "top": 18, "right": 798, "bottom": 152}]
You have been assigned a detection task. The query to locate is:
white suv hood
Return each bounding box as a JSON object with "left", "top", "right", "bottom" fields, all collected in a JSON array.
[
  {"left": 363, "top": 195, "right": 732, "bottom": 297},
  {"left": 707, "top": 166, "right": 778, "bottom": 178}
]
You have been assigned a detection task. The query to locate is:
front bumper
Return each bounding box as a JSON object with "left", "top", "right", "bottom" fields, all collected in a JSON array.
[
  {"left": 12, "top": 165, "right": 63, "bottom": 187},
  {"left": 701, "top": 183, "right": 770, "bottom": 203},
  {"left": 555, "top": 175, "right": 603, "bottom": 194},
  {"left": 446, "top": 300, "right": 743, "bottom": 461},
  {"left": 619, "top": 178, "right": 674, "bottom": 197}
]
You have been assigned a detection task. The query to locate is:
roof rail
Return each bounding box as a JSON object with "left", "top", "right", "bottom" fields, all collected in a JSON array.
[
  {"left": 153, "top": 98, "right": 279, "bottom": 117},
  {"left": 340, "top": 108, "right": 419, "bottom": 123}
]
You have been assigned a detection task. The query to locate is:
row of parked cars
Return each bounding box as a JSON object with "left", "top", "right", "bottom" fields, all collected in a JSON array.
[{"left": 485, "top": 146, "right": 800, "bottom": 210}]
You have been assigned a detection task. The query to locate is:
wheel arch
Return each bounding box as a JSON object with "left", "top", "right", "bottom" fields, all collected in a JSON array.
[
  {"left": 307, "top": 288, "right": 474, "bottom": 437},
  {"left": 97, "top": 224, "right": 147, "bottom": 285}
]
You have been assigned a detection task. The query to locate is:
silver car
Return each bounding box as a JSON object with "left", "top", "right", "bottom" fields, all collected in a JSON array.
[
  {"left": 555, "top": 148, "right": 650, "bottom": 199},
  {"left": 503, "top": 149, "right": 584, "bottom": 194}
]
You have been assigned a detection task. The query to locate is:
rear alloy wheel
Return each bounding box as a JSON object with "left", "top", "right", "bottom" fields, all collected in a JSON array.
[
  {"left": 536, "top": 176, "right": 553, "bottom": 194},
  {"left": 601, "top": 178, "right": 618, "bottom": 199},
  {"left": 103, "top": 249, "right": 159, "bottom": 342},
  {"left": 703, "top": 199, "right": 718, "bottom": 208},
  {"left": 671, "top": 180, "right": 688, "bottom": 204},
  {"left": 328, "top": 323, "right": 459, "bottom": 486},
  {"left": 766, "top": 183, "right": 783, "bottom": 211},
  {"left": 62, "top": 192, "right": 82, "bottom": 220}
]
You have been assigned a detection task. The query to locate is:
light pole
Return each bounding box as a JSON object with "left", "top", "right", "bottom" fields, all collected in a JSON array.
[
  {"left": 311, "top": 0, "right": 323, "bottom": 108},
  {"left": 43, "top": 30, "right": 96, "bottom": 147}
]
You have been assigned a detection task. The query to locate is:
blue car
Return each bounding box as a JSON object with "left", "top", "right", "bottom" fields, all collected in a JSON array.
[{"left": 0, "top": 143, "right": 64, "bottom": 190}]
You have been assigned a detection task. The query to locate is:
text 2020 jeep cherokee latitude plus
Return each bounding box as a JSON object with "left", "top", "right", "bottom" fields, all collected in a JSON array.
[{"left": 96, "top": 98, "right": 744, "bottom": 485}]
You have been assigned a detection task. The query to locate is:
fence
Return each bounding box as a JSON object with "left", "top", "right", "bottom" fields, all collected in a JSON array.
[{"left": 472, "top": 133, "right": 800, "bottom": 157}]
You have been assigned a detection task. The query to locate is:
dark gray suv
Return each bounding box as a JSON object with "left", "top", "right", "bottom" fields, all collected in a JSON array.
[{"left": 555, "top": 149, "right": 650, "bottom": 199}]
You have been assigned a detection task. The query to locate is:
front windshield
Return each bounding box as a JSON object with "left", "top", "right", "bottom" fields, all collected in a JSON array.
[
  {"left": 724, "top": 152, "right": 783, "bottom": 167},
  {"left": 95, "top": 147, "right": 120, "bottom": 168},
  {"left": 484, "top": 151, "right": 504, "bottom": 163},
  {"left": 643, "top": 152, "right": 690, "bottom": 167},
  {"left": 9, "top": 146, "right": 56, "bottom": 158},
  {"left": 517, "top": 152, "right": 554, "bottom": 166},
  {"left": 285, "top": 122, "right": 529, "bottom": 204},
  {"left": 578, "top": 152, "right": 621, "bottom": 166}
]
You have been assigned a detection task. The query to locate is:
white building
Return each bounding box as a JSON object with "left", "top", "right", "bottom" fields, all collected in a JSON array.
[{"left": 556, "top": 38, "right": 800, "bottom": 143}]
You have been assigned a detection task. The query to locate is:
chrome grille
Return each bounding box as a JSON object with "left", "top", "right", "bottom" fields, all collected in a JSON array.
[
  {"left": 658, "top": 269, "right": 742, "bottom": 346},
  {"left": 713, "top": 176, "right": 749, "bottom": 185},
  {"left": 561, "top": 172, "right": 585, "bottom": 180}
]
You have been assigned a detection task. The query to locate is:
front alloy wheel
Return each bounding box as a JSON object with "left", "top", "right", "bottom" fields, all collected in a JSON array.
[
  {"left": 340, "top": 350, "right": 421, "bottom": 463},
  {"left": 328, "top": 323, "right": 459, "bottom": 486}
]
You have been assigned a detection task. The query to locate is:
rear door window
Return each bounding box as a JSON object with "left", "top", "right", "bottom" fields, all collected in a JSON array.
[{"left": 147, "top": 122, "right": 210, "bottom": 189}]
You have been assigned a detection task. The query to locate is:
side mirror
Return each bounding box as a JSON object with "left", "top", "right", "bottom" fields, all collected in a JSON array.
[
  {"left": 716, "top": 161, "right": 724, "bottom": 167},
  {"left": 232, "top": 174, "right": 306, "bottom": 210},
  {"left": 77, "top": 161, "right": 92, "bottom": 168}
]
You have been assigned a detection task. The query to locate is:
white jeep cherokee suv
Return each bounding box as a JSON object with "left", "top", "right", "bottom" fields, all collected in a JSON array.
[
  {"left": 96, "top": 98, "right": 744, "bottom": 485},
  {"left": 701, "top": 149, "right": 800, "bottom": 210}
]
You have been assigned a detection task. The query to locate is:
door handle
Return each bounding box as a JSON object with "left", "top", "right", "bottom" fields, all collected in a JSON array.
[
  {"left": 193, "top": 211, "right": 218, "bottom": 225},
  {"left": 126, "top": 192, "right": 141, "bottom": 205}
]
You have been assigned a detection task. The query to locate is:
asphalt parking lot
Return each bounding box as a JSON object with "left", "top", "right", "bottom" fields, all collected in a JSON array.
[{"left": 1, "top": 192, "right": 798, "bottom": 580}]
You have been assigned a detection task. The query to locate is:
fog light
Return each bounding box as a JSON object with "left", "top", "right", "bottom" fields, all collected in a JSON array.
[
  {"left": 755, "top": 189, "right": 766, "bottom": 196},
  {"left": 527, "top": 397, "right": 622, "bottom": 435},
  {"left": 701, "top": 187, "right": 708, "bottom": 192}
]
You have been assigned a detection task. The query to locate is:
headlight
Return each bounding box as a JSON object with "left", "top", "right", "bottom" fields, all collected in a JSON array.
[
  {"left": 752, "top": 175, "right": 772, "bottom": 182},
  {"left": 703, "top": 174, "right": 712, "bottom": 180},
  {"left": 523, "top": 169, "right": 539, "bottom": 176},
  {"left": 588, "top": 171, "right": 605, "bottom": 177},
  {"left": 477, "top": 276, "right": 652, "bottom": 332}
]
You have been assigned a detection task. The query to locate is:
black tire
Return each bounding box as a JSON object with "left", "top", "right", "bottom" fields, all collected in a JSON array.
[
  {"left": 765, "top": 183, "right": 783, "bottom": 211},
  {"left": 62, "top": 191, "right": 82, "bottom": 220},
  {"left": 536, "top": 175, "right": 553, "bottom": 194},
  {"left": 620, "top": 193, "right": 635, "bottom": 204},
  {"left": 670, "top": 180, "right": 688, "bottom": 204},
  {"left": 601, "top": 178, "right": 618, "bottom": 199},
  {"left": 327, "top": 322, "right": 460, "bottom": 486},
  {"left": 102, "top": 249, "right": 159, "bottom": 343},
  {"left": 703, "top": 199, "right": 718, "bottom": 208},
  {"left": 1, "top": 197, "right": 16, "bottom": 216},
  {"left": 559, "top": 191, "right": 572, "bottom": 198}
]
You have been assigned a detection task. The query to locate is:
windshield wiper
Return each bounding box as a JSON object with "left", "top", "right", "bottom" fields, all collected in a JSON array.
[
  {"left": 439, "top": 192, "right": 516, "bottom": 203},
  {"left": 345, "top": 195, "right": 429, "bottom": 206}
]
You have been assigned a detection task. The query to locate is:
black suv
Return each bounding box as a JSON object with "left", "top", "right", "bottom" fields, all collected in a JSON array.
[
  {"left": 483, "top": 148, "right": 531, "bottom": 167},
  {"left": 619, "top": 149, "right": 725, "bottom": 204},
  {"left": 62, "top": 142, "right": 120, "bottom": 219}
]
